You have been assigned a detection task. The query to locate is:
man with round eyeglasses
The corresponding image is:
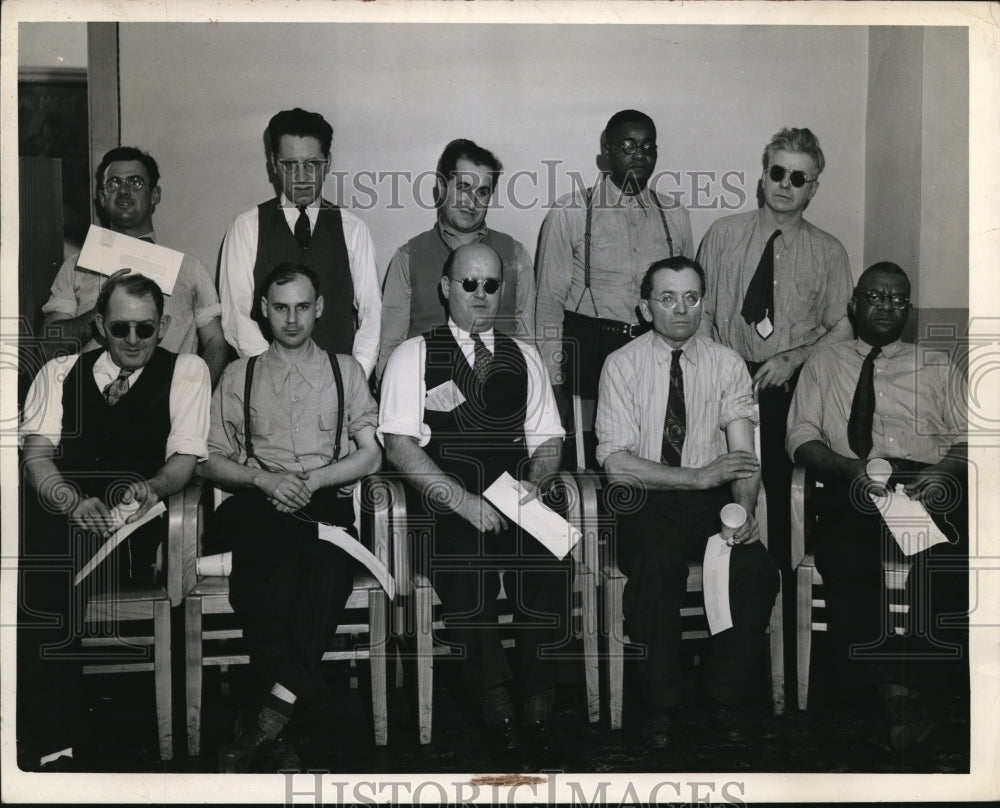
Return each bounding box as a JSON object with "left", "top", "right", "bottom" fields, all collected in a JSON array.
[
  {"left": 535, "top": 109, "right": 694, "bottom": 465},
  {"left": 697, "top": 127, "right": 854, "bottom": 576},
  {"left": 42, "top": 146, "right": 228, "bottom": 387}
]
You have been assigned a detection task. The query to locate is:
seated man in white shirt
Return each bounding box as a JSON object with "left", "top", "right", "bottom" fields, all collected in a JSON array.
[{"left": 19, "top": 272, "right": 210, "bottom": 770}]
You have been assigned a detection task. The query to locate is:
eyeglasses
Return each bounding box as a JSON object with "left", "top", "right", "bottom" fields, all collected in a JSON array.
[
  {"left": 647, "top": 292, "right": 703, "bottom": 309},
  {"left": 276, "top": 159, "right": 328, "bottom": 175},
  {"left": 103, "top": 175, "right": 147, "bottom": 193},
  {"left": 768, "top": 165, "right": 816, "bottom": 188},
  {"left": 459, "top": 278, "right": 501, "bottom": 295},
  {"left": 609, "top": 139, "right": 657, "bottom": 157},
  {"left": 856, "top": 290, "right": 911, "bottom": 310},
  {"left": 108, "top": 320, "right": 157, "bottom": 339}
]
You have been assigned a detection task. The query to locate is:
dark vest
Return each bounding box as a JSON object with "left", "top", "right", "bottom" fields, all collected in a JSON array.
[
  {"left": 252, "top": 198, "right": 355, "bottom": 356},
  {"left": 422, "top": 326, "right": 529, "bottom": 496},
  {"left": 407, "top": 228, "right": 521, "bottom": 338},
  {"left": 58, "top": 347, "right": 176, "bottom": 501}
]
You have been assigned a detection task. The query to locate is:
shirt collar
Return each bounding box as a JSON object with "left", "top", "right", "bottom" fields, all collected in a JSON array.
[
  {"left": 94, "top": 350, "right": 143, "bottom": 382},
  {"left": 263, "top": 339, "right": 327, "bottom": 392},
  {"left": 436, "top": 219, "right": 488, "bottom": 250},
  {"left": 759, "top": 206, "right": 803, "bottom": 244},
  {"left": 448, "top": 318, "right": 495, "bottom": 352},
  {"left": 599, "top": 174, "right": 657, "bottom": 210},
  {"left": 651, "top": 330, "right": 700, "bottom": 365},
  {"left": 279, "top": 193, "right": 322, "bottom": 210},
  {"left": 853, "top": 337, "right": 905, "bottom": 359}
]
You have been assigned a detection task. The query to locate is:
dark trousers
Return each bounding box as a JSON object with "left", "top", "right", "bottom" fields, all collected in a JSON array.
[
  {"left": 17, "top": 498, "right": 162, "bottom": 762},
  {"left": 421, "top": 511, "right": 574, "bottom": 703},
  {"left": 614, "top": 487, "right": 780, "bottom": 709},
  {"left": 213, "top": 489, "right": 358, "bottom": 706},
  {"left": 813, "top": 462, "right": 968, "bottom": 701}
]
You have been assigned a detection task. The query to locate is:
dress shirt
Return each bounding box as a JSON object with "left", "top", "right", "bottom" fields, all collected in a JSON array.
[
  {"left": 21, "top": 350, "right": 210, "bottom": 460},
  {"left": 219, "top": 194, "right": 381, "bottom": 376},
  {"left": 377, "top": 319, "right": 564, "bottom": 455},
  {"left": 42, "top": 231, "right": 221, "bottom": 355},
  {"left": 535, "top": 174, "right": 694, "bottom": 380},
  {"left": 208, "top": 339, "right": 378, "bottom": 473},
  {"left": 379, "top": 221, "right": 535, "bottom": 377},
  {"left": 595, "top": 331, "right": 757, "bottom": 468},
  {"left": 697, "top": 207, "right": 853, "bottom": 362},
  {"left": 786, "top": 338, "right": 966, "bottom": 465}
]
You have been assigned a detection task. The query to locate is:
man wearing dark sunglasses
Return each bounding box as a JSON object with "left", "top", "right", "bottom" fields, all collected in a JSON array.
[
  {"left": 19, "top": 272, "right": 210, "bottom": 770},
  {"left": 535, "top": 109, "right": 694, "bottom": 465},
  {"left": 42, "top": 146, "right": 228, "bottom": 388},
  {"left": 787, "top": 262, "right": 968, "bottom": 753},
  {"left": 378, "top": 139, "right": 535, "bottom": 381},
  {"left": 380, "top": 243, "right": 569, "bottom": 769},
  {"left": 219, "top": 108, "right": 381, "bottom": 379},
  {"left": 696, "top": 127, "right": 854, "bottom": 576}
]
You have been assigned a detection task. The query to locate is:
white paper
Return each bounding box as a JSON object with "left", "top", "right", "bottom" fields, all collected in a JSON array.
[
  {"left": 702, "top": 533, "right": 734, "bottom": 635},
  {"left": 317, "top": 523, "right": 395, "bottom": 600},
  {"left": 424, "top": 379, "right": 466, "bottom": 413},
  {"left": 73, "top": 500, "right": 168, "bottom": 585},
  {"left": 77, "top": 225, "right": 183, "bottom": 295},
  {"left": 482, "top": 472, "right": 582, "bottom": 560},
  {"left": 869, "top": 486, "right": 951, "bottom": 556}
]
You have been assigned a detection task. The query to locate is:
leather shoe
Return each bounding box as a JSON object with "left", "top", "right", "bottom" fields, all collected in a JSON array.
[
  {"left": 870, "top": 684, "right": 933, "bottom": 753},
  {"left": 218, "top": 726, "right": 272, "bottom": 773},
  {"left": 484, "top": 716, "right": 520, "bottom": 767},
  {"left": 640, "top": 709, "right": 673, "bottom": 749},
  {"left": 705, "top": 702, "right": 751, "bottom": 744},
  {"left": 257, "top": 738, "right": 301, "bottom": 773},
  {"left": 519, "top": 720, "right": 557, "bottom": 771}
]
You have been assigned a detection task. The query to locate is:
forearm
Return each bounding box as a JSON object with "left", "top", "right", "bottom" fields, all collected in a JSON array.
[
  {"left": 730, "top": 471, "right": 760, "bottom": 514},
  {"left": 199, "top": 452, "right": 270, "bottom": 492},
  {"left": 793, "top": 439, "right": 861, "bottom": 481},
  {"left": 147, "top": 454, "right": 198, "bottom": 499},
  {"left": 788, "top": 316, "right": 853, "bottom": 367},
  {"left": 384, "top": 434, "right": 467, "bottom": 514},
  {"left": 603, "top": 450, "right": 703, "bottom": 492},
  {"left": 22, "top": 436, "right": 77, "bottom": 514},
  {"left": 199, "top": 335, "right": 229, "bottom": 390},
  {"left": 43, "top": 310, "right": 96, "bottom": 346},
  {"left": 526, "top": 437, "right": 562, "bottom": 492},
  {"left": 304, "top": 444, "right": 382, "bottom": 491}
]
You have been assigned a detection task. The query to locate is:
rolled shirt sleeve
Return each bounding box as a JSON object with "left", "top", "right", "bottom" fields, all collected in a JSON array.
[
  {"left": 219, "top": 209, "right": 270, "bottom": 358},
  {"left": 344, "top": 212, "right": 381, "bottom": 379},
  {"left": 168, "top": 354, "right": 211, "bottom": 460},
  {"left": 377, "top": 337, "right": 431, "bottom": 447}
]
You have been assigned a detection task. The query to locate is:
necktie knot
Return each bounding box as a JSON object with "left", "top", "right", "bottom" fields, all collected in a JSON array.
[
  {"left": 670, "top": 349, "right": 683, "bottom": 377},
  {"left": 103, "top": 368, "right": 135, "bottom": 406},
  {"left": 471, "top": 332, "right": 492, "bottom": 384},
  {"left": 294, "top": 205, "right": 311, "bottom": 250}
]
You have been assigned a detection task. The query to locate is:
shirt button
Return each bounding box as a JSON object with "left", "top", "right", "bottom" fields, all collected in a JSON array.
[
  {"left": 889, "top": 437, "right": 894, "bottom": 442},
  {"left": 878, "top": 392, "right": 884, "bottom": 397},
  {"left": 293, "top": 396, "right": 299, "bottom": 402}
]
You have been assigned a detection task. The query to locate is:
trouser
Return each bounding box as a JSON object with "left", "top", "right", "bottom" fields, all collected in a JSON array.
[
  {"left": 17, "top": 497, "right": 162, "bottom": 762},
  {"left": 614, "top": 486, "right": 780, "bottom": 709},
  {"left": 813, "top": 461, "right": 968, "bottom": 700},
  {"left": 420, "top": 511, "right": 575, "bottom": 703},
  {"left": 214, "top": 489, "right": 358, "bottom": 705}
]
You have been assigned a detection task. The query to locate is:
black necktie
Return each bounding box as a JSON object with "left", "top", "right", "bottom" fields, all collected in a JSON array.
[
  {"left": 294, "top": 205, "right": 311, "bottom": 250},
  {"left": 847, "top": 345, "right": 881, "bottom": 458},
  {"left": 660, "top": 349, "right": 686, "bottom": 466},
  {"left": 103, "top": 368, "right": 135, "bottom": 406},
  {"left": 740, "top": 229, "right": 781, "bottom": 338},
  {"left": 471, "top": 332, "right": 492, "bottom": 384}
]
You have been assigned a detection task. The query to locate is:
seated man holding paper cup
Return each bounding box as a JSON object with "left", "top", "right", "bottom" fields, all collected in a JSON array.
[
  {"left": 595, "top": 256, "right": 780, "bottom": 749},
  {"left": 378, "top": 242, "right": 571, "bottom": 767},
  {"left": 786, "top": 261, "right": 968, "bottom": 753},
  {"left": 42, "top": 146, "right": 228, "bottom": 387},
  {"left": 19, "top": 272, "right": 210, "bottom": 770},
  {"left": 199, "top": 262, "right": 381, "bottom": 773}
]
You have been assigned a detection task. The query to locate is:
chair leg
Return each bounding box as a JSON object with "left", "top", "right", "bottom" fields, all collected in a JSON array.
[
  {"left": 370, "top": 591, "right": 388, "bottom": 747},
  {"left": 153, "top": 599, "right": 173, "bottom": 761},
  {"left": 185, "top": 596, "right": 204, "bottom": 757},
  {"left": 580, "top": 573, "right": 600, "bottom": 724},
  {"left": 768, "top": 571, "right": 786, "bottom": 715},
  {"left": 604, "top": 576, "right": 625, "bottom": 731},
  {"left": 796, "top": 567, "right": 813, "bottom": 712},
  {"left": 415, "top": 583, "right": 434, "bottom": 745}
]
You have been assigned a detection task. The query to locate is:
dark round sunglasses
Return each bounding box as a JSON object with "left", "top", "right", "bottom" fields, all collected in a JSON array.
[
  {"left": 768, "top": 164, "right": 816, "bottom": 188},
  {"left": 460, "top": 278, "right": 501, "bottom": 295},
  {"left": 108, "top": 320, "right": 157, "bottom": 339}
]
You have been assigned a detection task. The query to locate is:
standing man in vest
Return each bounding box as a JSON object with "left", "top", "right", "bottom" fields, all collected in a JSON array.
[
  {"left": 42, "top": 146, "right": 228, "bottom": 387},
  {"left": 19, "top": 273, "right": 210, "bottom": 770},
  {"left": 379, "top": 243, "right": 569, "bottom": 768},
  {"left": 697, "top": 127, "right": 854, "bottom": 571},
  {"left": 377, "top": 139, "right": 535, "bottom": 380},
  {"left": 535, "top": 109, "right": 694, "bottom": 454},
  {"left": 202, "top": 263, "right": 381, "bottom": 773},
  {"left": 219, "top": 108, "right": 381, "bottom": 378}
]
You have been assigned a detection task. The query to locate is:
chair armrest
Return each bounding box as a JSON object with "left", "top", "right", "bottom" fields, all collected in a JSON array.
[
  {"left": 790, "top": 464, "right": 808, "bottom": 570},
  {"left": 559, "top": 470, "right": 599, "bottom": 579},
  {"left": 363, "top": 474, "right": 410, "bottom": 597},
  {"left": 165, "top": 486, "right": 187, "bottom": 606}
]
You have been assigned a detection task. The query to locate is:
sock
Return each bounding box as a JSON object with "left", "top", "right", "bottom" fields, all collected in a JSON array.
[
  {"left": 257, "top": 691, "right": 295, "bottom": 740},
  {"left": 480, "top": 685, "right": 514, "bottom": 727},
  {"left": 522, "top": 688, "right": 555, "bottom": 725}
]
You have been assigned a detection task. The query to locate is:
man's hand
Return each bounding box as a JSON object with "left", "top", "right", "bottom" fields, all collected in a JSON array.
[
  {"left": 752, "top": 350, "right": 801, "bottom": 390},
  {"left": 256, "top": 470, "right": 312, "bottom": 512},
  {"left": 727, "top": 511, "right": 760, "bottom": 546},
  {"left": 846, "top": 458, "right": 891, "bottom": 498},
  {"left": 696, "top": 451, "right": 760, "bottom": 489},
  {"left": 70, "top": 497, "right": 115, "bottom": 535},
  {"left": 456, "top": 492, "right": 508, "bottom": 534},
  {"left": 903, "top": 462, "right": 955, "bottom": 504},
  {"left": 120, "top": 479, "right": 162, "bottom": 523}
]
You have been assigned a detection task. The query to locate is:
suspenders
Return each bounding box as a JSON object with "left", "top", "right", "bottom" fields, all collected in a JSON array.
[
  {"left": 242, "top": 351, "right": 345, "bottom": 473},
  {"left": 575, "top": 185, "right": 676, "bottom": 317}
]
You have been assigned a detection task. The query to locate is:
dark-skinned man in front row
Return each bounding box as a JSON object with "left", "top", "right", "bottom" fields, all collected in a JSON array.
[
  {"left": 787, "top": 262, "right": 968, "bottom": 754},
  {"left": 379, "top": 242, "right": 571, "bottom": 769}
]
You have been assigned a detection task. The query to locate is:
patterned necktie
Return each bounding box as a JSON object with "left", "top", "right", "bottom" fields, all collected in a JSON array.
[
  {"left": 294, "top": 205, "right": 311, "bottom": 249},
  {"left": 740, "top": 229, "right": 781, "bottom": 339},
  {"left": 471, "top": 332, "right": 492, "bottom": 384},
  {"left": 103, "top": 368, "right": 135, "bottom": 406},
  {"left": 660, "top": 349, "right": 686, "bottom": 466},
  {"left": 847, "top": 345, "right": 881, "bottom": 458}
]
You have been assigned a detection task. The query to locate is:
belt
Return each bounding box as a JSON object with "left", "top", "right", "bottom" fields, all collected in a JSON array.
[{"left": 564, "top": 310, "right": 649, "bottom": 339}]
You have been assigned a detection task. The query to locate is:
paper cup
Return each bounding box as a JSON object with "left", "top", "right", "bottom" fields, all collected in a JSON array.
[
  {"left": 720, "top": 503, "right": 748, "bottom": 541},
  {"left": 866, "top": 457, "right": 892, "bottom": 487},
  {"left": 197, "top": 551, "right": 232, "bottom": 577}
]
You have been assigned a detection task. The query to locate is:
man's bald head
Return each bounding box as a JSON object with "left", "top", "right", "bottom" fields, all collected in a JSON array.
[{"left": 441, "top": 243, "right": 505, "bottom": 334}]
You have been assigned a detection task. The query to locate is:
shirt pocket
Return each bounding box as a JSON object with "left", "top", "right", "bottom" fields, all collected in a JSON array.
[
  {"left": 249, "top": 415, "right": 273, "bottom": 437},
  {"left": 318, "top": 410, "right": 344, "bottom": 433}
]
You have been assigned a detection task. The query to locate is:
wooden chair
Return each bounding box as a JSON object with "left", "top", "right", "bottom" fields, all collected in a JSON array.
[
  {"left": 180, "top": 474, "right": 401, "bottom": 757},
  {"left": 81, "top": 488, "right": 186, "bottom": 760},
  {"left": 398, "top": 470, "right": 599, "bottom": 744},
  {"left": 790, "top": 464, "right": 911, "bottom": 711}
]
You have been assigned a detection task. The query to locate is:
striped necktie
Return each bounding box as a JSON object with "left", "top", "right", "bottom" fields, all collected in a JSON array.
[{"left": 660, "top": 349, "right": 686, "bottom": 466}]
